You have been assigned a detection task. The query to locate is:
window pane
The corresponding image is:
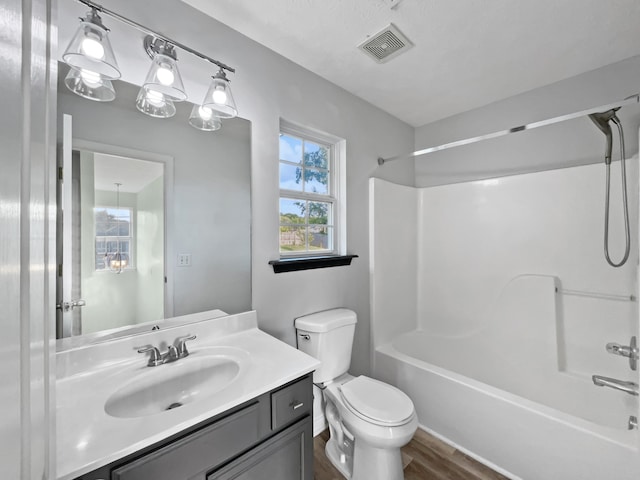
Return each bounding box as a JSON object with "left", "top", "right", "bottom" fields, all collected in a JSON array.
[
  {"left": 95, "top": 208, "right": 111, "bottom": 235},
  {"left": 279, "top": 225, "right": 307, "bottom": 252},
  {"left": 279, "top": 198, "right": 306, "bottom": 224},
  {"left": 117, "top": 221, "right": 130, "bottom": 236},
  {"left": 304, "top": 142, "right": 329, "bottom": 170},
  {"left": 279, "top": 163, "right": 302, "bottom": 191},
  {"left": 112, "top": 208, "right": 131, "bottom": 236},
  {"left": 279, "top": 134, "right": 302, "bottom": 164},
  {"left": 119, "top": 239, "right": 130, "bottom": 254},
  {"left": 309, "top": 225, "right": 332, "bottom": 251},
  {"left": 308, "top": 201, "right": 330, "bottom": 225},
  {"left": 304, "top": 168, "right": 328, "bottom": 194},
  {"left": 95, "top": 238, "right": 106, "bottom": 269},
  {"left": 105, "top": 240, "right": 120, "bottom": 253}
]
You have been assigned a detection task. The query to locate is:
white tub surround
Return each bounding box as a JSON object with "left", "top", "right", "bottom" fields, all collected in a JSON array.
[
  {"left": 56, "top": 310, "right": 320, "bottom": 480},
  {"left": 369, "top": 168, "right": 640, "bottom": 479}
]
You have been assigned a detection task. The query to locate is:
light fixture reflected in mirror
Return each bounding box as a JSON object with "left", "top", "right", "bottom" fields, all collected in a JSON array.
[
  {"left": 202, "top": 68, "right": 238, "bottom": 119},
  {"left": 62, "top": 8, "right": 121, "bottom": 79},
  {"left": 64, "top": 67, "right": 116, "bottom": 102},
  {"left": 188, "top": 104, "right": 222, "bottom": 131},
  {"left": 135, "top": 88, "right": 176, "bottom": 118},
  {"left": 142, "top": 36, "right": 187, "bottom": 101}
]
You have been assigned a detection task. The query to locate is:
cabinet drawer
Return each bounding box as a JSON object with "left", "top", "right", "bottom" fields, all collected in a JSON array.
[
  {"left": 271, "top": 376, "right": 312, "bottom": 431},
  {"left": 111, "top": 403, "right": 260, "bottom": 480}
]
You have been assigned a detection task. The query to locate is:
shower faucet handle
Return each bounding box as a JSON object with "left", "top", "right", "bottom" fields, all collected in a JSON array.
[{"left": 606, "top": 336, "right": 638, "bottom": 371}]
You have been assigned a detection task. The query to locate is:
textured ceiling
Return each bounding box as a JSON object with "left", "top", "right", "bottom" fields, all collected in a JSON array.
[{"left": 182, "top": 0, "right": 640, "bottom": 127}]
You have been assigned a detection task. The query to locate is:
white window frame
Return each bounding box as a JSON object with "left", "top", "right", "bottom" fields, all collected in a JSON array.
[{"left": 279, "top": 119, "right": 346, "bottom": 258}]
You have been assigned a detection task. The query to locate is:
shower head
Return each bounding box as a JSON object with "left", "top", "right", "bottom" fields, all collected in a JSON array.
[{"left": 588, "top": 107, "right": 620, "bottom": 165}]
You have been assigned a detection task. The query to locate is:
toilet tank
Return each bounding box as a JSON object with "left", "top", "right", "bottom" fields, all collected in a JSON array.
[{"left": 294, "top": 308, "right": 357, "bottom": 384}]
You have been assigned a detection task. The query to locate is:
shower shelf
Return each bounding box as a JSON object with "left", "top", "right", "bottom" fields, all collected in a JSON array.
[{"left": 555, "top": 287, "right": 635, "bottom": 302}]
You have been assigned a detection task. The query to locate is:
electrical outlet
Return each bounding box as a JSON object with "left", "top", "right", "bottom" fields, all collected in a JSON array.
[{"left": 177, "top": 253, "right": 191, "bottom": 267}]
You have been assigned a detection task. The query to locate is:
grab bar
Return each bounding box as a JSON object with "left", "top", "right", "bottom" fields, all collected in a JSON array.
[
  {"left": 592, "top": 375, "right": 638, "bottom": 396},
  {"left": 555, "top": 287, "right": 635, "bottom": 302}
]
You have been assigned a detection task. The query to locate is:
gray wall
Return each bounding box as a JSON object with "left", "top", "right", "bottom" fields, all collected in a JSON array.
[
  {"left": 413, "top": 55, "right": 640, "bottom": 187},
  {"left": 57, "top": 0, "right": 415, "bottom": 375}
]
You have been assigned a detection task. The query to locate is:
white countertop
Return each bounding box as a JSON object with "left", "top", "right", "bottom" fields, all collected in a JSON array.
[{"left": 56, "top": 310, "right": 319, "bottom": 480}]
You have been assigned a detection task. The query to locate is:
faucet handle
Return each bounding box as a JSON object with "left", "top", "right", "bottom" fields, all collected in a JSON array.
[
  {"left": 165, "top": 345, "right": 179, "bottom": 363},
  {"left": 175, "top": 334, "right": 196, "bottom": 358},
  {"left": 138, "top": 345, "right": 162, "bottom": 367}
]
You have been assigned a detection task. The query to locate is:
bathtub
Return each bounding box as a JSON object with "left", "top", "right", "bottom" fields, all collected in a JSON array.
[{"left": 375, "top": 332, "right": 640, "bottom": 479}]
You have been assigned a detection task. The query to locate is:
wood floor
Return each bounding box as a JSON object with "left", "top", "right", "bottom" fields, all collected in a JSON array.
[{"left": 313, "top": 428, "right": 509, "bottom": 480}]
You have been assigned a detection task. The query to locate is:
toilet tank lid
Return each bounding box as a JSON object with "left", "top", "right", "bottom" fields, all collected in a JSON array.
[{"left": 295, "top": 308, "right": 357, "bottom": 332}]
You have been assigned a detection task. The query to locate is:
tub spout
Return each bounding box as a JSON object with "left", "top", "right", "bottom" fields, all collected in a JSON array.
[{"left": 592, "top": 375, "right": 638, "bottom": 396}]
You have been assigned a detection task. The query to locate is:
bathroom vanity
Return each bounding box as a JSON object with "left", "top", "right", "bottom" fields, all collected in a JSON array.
[{"left": 56, "top": 311, "right": 319, "bottom": 480}]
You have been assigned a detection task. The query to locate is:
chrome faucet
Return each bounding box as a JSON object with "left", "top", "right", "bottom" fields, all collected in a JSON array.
[
  {"left": 137, "top": 334, "right": 197, "bottom": 367},
  {"left": 175, "top": 334, "right": 197, "bottom": 358},
  {"left": 592, "top": 375, "right": 638, "bottom": 396},
  {"left": 606, "top": 336, "right": 638, "bottom": 371}
]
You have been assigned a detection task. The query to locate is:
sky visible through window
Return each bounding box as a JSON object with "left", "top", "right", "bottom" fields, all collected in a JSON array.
[
  {"left": 279, "top": 132, "right": 333, "bottom": 253},
  {"left": 279, "top": 134, "right": 328, "bottom": 216}
]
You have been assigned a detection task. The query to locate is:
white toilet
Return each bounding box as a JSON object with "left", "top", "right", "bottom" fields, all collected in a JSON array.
[{"left": 295, "top": 308, "right": 418, "bottom": 480}]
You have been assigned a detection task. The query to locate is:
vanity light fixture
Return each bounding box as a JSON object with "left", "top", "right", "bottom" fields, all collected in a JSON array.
[
  {"left": 105, "top": 183, "right": 130, "bottom": 274},
  {"left": 141, "top": 36, "right": 187, "bottom": 102},
  {"left": 135, "top": 88, "right": 177, "bottom": 118},
  {"left": 202, "top": 68, "right": 238, "bottom": 119},
  {"left": 64, "top": 67, "right": 116, "bottom": 102},
  {"left": 188, "top": 104, "right": 222, "bottom": 131},
  {"left": 62, "top": 8, "right": 121, "bottom": 79},
  {"left": 64, "top": 0, "right": 238, "bottom": 124}
]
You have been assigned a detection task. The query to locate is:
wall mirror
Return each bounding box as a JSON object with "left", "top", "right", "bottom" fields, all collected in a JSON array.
[{"left": 56, "top": 63, "right": 252, "bottom": 345}]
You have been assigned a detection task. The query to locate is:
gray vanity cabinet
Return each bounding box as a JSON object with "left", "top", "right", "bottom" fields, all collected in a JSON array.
[
  {"left": 75, "top": 374, "right": 313, "bottom": 480},
  {"left": 209, "top": 419, "right": 312, "bottom": 480}
]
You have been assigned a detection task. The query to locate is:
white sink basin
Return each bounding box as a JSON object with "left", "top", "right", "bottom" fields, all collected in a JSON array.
[{"left": 104, "top": 350, "right": 243, "bottom": 418}]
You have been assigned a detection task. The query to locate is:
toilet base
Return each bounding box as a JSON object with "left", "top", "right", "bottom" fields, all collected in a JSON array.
[
  {"left": 325, "top": 435, "right": 406, "bottom": 480},
  {"left": 325, "top": 437, "right": 353, "bottom": 479},
  {"left": 352, "top": 442, "right": 404, "bottom": 480}
]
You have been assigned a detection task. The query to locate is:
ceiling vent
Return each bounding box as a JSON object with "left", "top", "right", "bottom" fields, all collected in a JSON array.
[{"left": 358, "top": 23, "right": 413, "bottom": 64}]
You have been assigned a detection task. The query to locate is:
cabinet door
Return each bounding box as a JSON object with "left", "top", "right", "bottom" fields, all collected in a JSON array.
[
  {"left": 111, "top": 403, "right": 260, "bottom": 480},
  {"left": 209, "top": 419, "right": 312, "bottom": 480}
]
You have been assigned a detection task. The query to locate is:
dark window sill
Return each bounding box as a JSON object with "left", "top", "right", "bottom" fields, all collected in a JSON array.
[{"left": 268, "top": 254, "right": 358, "bottom": 273}]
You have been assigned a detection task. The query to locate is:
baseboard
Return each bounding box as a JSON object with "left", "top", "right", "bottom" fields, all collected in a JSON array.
[
  {"left": 314, "top": 413, "right": 327, "bottom": 437},
  {"left": 417, "top": 423, "right": 521, "bottom": 480}
]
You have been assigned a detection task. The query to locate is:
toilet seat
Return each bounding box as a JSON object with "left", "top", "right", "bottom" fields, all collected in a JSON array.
[{"left": 339, "top": 376, "right": 414, "bottom": 427}]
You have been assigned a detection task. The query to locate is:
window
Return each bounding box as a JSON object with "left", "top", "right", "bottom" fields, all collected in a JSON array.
[
  {"left": 94, "top": 206, "right": 133, "bottom": 270},
  {"left": 279, "top": 122, "right": 344, "bottom": 257}
]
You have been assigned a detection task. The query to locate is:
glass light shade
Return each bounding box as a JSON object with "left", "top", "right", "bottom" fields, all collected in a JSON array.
[
  {"left": 142, "top": 53, "right": 187, "bottom": 101},
  {"left": 202, "top": 74, "right": 237, "bottom": 119},
  {"left": 64, "top": 67, "right": 116, "bottom": 102},
  {"left": 135, "top": 88, "right": 176, "bottom": 118},
  {"left": 188, "top": 104, "right": 222, "bottom": 131},
  {"left": 62, "top": 12, "right": 121, "bottom": 80},
  {"left": 107, "top": 252, "right": 129, "bottom": 273}
]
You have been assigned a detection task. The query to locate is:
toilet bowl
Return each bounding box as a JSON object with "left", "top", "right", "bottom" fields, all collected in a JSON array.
[
  {"left": 294, "top": 309, "right": 417, "bottom": 480},
  {"left": 323, "top": 374, "right": 418, "bottom": 480}
]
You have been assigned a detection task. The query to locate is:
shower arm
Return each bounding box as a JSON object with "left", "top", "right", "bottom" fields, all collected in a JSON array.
[{"left": 378, "top": 94, "right": 640, "bottom": 165}]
